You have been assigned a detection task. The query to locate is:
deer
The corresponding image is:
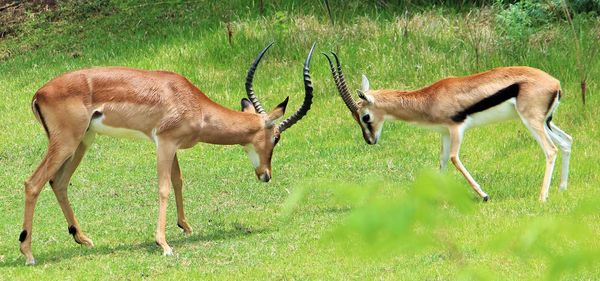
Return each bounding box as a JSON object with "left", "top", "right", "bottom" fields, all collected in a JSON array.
[
  {"left": 324, "top": 52, "right": 572, "bottom": 203},
  {"left": 19, "top": 42, "right": 316, "bottom": 265}
]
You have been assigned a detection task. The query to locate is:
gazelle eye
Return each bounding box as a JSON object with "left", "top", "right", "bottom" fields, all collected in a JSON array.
[{"left": 362, "top": 114, "right": 371, "bottom": 123}]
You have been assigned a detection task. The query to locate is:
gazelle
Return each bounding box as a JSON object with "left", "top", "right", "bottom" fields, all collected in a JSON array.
[
  {"left": 20, "top": 42, "right": 316, "bottom": 265},
  {"left": 324, "top": 52, "right": 572, "bottom": 202}
]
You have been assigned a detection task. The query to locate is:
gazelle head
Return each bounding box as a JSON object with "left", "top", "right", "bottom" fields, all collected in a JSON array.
[
  {"left": 324, "top": 52, "right": 383, "bottom": 145},
  {"left": 243, "top": 42, "right": 316, "bottom": 182}
]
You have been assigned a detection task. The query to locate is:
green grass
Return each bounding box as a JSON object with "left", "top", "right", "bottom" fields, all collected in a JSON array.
[{"left": 1, "top": 1, "right": 600, "bottom": 280}]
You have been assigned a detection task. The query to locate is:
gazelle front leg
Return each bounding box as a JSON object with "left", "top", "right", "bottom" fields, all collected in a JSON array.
[
  {"left": 172, "top": 154, "right": 192, "bottom": 234},
  {"left": 448, "top": 125, "right": 490, "bottom": 201},
  {"left": 155, "top": 139, "right": 178, "bottom": 256},
  {"left": 440, "top": 134, "right": 451, "bottom": 171}
]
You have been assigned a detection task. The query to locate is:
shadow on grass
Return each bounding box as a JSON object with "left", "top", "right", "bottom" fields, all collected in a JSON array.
[{"left": 2, "top": 225, "right": 271, "bottom": 267}]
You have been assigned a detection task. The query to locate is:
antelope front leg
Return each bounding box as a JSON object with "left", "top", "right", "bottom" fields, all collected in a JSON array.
[
  {"left": 440, "top": 134, "right": 451, "bottom": 171},
  {"left": 448, "top": 126, "right": 490, "bottom": 201},
  {"left": 172, "top": 154, "right": 192, "bottom": 234},
  {"left": 155, "top": 140, "right": 177, "bottom": 256}
]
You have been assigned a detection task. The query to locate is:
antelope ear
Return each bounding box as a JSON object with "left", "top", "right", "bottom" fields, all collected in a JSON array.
[
  {"left": 361, "top": 74, "right": 370, "bottom": 92},
  {"left": 357, "top": 90, "right": 374, "bottom": 104},
  {"left": 266, "top": 97, "right": 289, "bottom": 127},
  {"left": 241, "top": 98, "right": 256, "bottom": 113}
]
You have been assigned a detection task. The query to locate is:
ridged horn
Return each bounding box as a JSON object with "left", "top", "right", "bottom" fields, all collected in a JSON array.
[
  {"left": 245, "top": 42, "right": 274, "bottom": 114},
  {"left": 323, "top": 52, "right": 358, "bottom": 113},
  {"left": 278, "top": 42, "right": 317, "bottom": 134}
]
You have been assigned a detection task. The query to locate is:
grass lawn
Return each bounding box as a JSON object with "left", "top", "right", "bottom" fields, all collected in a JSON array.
[{"left": 1, "top": 1, "right": 599, "bottom": 280}]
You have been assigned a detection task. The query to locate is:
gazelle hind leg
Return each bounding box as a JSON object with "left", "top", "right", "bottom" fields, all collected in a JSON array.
[
  {"left": 448, "top": 125, "right": 490, "bottom": 201},
  {"left": 21, "top": 138, "right": 82, "bottom": 265},
  {"left": 21, "top": 99, "right": 91, "bottom": 265},
  {"left": 547, "top": 122, "right": 572, "bottom": 191},
  {"left": 172, "top": 154, "right": 192, "bottom": 234},
  {"left": 519, "top": 117, "right": 557, "bottom": 202},
  {"left": 50, "top": 132, "right": 96, "bottom": 247}
]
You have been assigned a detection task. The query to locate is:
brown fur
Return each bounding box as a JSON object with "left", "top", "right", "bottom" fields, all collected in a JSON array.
[
  {"left": 20, "top": 67, "right": 290, "bottom": 265},
  {"left": 368, "top": 66, "right": 560, "bottom": 125},
  {"left": 347, "top": 66, "right": 570, "bottom": 202}
]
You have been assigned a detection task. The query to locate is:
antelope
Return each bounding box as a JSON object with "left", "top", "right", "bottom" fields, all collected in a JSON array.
[
  {"left": 324, "top": 52, "right": 572, "bottom": 202},
  {"left": 20, "top": 42, "right": 316, "bottom": 265}
]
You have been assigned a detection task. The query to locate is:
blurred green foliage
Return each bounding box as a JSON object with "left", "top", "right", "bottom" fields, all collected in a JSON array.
[{"left": 286, "top": 171, "right": 600, "bottom": 279}]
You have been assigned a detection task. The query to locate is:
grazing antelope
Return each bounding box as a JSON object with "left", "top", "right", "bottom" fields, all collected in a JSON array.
[
  {"left": 20, "top": 42, "right": 316, "bottom": 265},
  {"left": 324, "top": 52, "right": 572, "bottom": 202}
]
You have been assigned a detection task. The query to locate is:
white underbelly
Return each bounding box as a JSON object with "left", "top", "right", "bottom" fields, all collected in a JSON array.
[
  {"left": 464, "top": 98, "right": 519, "bottom": 129},
  {"left": 414, "top": 123, "right": 449, "bottom": 134},
  {"left": 89, "top": 117, "right": 150, "bottom": 141}
]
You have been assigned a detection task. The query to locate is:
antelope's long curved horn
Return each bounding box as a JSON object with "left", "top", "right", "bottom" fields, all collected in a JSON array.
[
  {"left": 245, "top": 42, "right": 274, "bottom": 114},
  {"left": 324, "top": 52, "right": 358, "bottom": 113},
  {"left": 278, "top": 42, "right": 316, "bottom": 134}
]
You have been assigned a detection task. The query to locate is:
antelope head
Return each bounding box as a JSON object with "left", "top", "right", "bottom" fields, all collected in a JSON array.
[
  {"left": 243, "top": 42, "right": 316, "bottom": 182},
  {"left": 323, "top": 52, "right": 383, "bottom": 145}
]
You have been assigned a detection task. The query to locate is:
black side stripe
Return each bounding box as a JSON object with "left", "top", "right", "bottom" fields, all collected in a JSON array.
[
  {"left": 451, "top": 83, "right": 520, "bottom": 122},
  {"left": 34, "top": 101, "right": 50, "bottom": 138}
]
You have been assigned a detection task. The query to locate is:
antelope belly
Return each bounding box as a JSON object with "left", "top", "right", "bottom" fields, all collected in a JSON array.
[
  {"left": 465, "top": 98, "right": 519, "bottom": 129},
  {"left": 89, "top": 117, "right": 150, "bottom": 140}
]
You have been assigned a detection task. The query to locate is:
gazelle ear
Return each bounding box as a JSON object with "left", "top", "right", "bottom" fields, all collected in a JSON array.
[
  {"left": 361, "top": 74, "right": 370, "bottom": 92},
  {"left": 357, "top": 90, "right": 374, "bottom": 105},
  {"left": 241, "top": 98, "right": 256, "bottom": 113},
  {"left": 266, "top": 97, "right": 289, "bottom": 127}
]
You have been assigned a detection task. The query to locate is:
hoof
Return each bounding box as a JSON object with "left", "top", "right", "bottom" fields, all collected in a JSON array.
[
  {"left": 163, "top": 247, "right": 173, "bottom": 256},
  {"left": 25, "top": 257, "right": 36, "bottom": 266},
  {"left": 81, "top": 238, "right": 95, "bottom": 248},
  {"left": 177, "top": 222, "right": 193, "bottom": 235},
  {"left": 483, "top": 195, "right": 490, "bottom": 202},
  {"left": 74, "top": 235, "right": 94, "bottom": 247}
]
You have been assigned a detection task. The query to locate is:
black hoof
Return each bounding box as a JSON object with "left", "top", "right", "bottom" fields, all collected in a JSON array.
[
  {"left": 177, "top": 223, "right": 184, "bottom": 230},
  {"left": 483, "top": 195, "right": 490, "bottom": 202}
]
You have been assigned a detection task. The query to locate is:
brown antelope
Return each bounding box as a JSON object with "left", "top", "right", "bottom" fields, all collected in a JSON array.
[
  {"left": 324, "top": 52, "right": 572, "bottom": 202},
  {"left": 20, "top": 42, "right": 316, "bottom": 265}
]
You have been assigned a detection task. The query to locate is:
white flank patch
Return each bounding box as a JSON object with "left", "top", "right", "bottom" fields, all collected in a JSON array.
[
  {"left": 89, "top": 116, "right": 149, "bottom": 141},
  {"left": 464, "top": 98, "right": 519, "bottom": 129},
  {"left": 244, "top": 144, "right": 260, "bottom": 169}
]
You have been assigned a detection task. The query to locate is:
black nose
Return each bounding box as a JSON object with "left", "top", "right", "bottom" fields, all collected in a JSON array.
[{"left": 259, "top": 173, "right": 271, "bottom": 182}]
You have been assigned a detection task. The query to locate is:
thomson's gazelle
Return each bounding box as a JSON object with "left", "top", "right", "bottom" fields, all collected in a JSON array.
[{"left": 325, "top": 52, "right": 572, "bottom": 202}]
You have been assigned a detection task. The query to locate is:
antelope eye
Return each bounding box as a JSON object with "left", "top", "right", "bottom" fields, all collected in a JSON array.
[{"left": 362, "top": 114, "right": 371, "bottom": 123}]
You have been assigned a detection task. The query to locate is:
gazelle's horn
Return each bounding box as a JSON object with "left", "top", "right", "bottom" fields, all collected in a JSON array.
[
  {"left": 245, "top": 42, "right": 274, "bottom": 114},
  {"left": 323, "top": 52, "right": 358, "bottom": 113},
  {"left": 278, "top": 42, "right": 317, "bottom": 133}
]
